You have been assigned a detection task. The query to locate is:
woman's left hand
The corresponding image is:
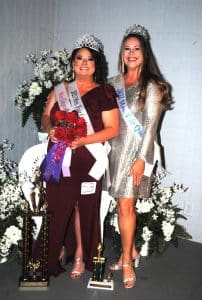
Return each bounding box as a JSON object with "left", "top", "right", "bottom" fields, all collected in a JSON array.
[
  {"left": 70, "top": 137, "right": 85, "bottom": 150},
  {"left": 129, "top": 158, "right": 145, "bottom": 187}
]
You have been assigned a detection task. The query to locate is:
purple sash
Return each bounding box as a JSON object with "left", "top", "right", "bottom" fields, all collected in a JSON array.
[{"left": 41, "top": 142, "right": 67, "bottom": 183}]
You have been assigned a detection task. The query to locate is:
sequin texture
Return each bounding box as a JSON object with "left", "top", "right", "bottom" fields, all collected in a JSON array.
[{"left": 109, "top": 75, "right": 163, "bottom": 199}]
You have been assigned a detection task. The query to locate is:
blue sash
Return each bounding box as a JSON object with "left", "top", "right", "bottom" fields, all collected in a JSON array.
[
  {"left": 114, "top": 75, "right": 143, "bottom": 140},
  {"left": 113, "top": 75, "right": 161, "bottom": 177}
]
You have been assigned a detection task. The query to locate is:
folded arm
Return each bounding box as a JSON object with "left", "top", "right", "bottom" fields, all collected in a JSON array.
[{"left": 71, "top": 108, "right": 119, "bottom": 149}]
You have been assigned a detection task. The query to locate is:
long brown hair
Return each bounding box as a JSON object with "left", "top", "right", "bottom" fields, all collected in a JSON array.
[{"left": 118, "top": 33, "right": 173, "bottom": 110}]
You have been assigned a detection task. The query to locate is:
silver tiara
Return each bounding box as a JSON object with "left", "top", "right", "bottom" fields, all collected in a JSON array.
[
  {"left": 124, "top": 24, "right": 150, "bottom": 40},
  {"left": 73, "top": 34, "right": 104, "bottom": 53}
]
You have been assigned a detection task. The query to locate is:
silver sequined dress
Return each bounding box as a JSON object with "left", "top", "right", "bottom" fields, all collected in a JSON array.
[{"left": 109, "top": 75, "right": 163, "bottom": 199}]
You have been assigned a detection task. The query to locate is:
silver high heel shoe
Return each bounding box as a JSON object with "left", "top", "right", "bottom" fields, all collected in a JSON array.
[
  {"left": 109, "top": 254, "right": 140, "bottom": 270},
  {"left": 122, "top": 262, "right": 136, "bottom": 289},
  {"left": 70, "top": 257, "right": 85, "bottom": 279}
]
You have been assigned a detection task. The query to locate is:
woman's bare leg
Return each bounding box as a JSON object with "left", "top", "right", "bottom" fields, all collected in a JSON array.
[
  {"left": 118, "top": 198, "right": 136, "bottom": 261},
  {"left": 118, "top": 197, "right": 136, "bottom": 288},
  {"left": 70, "top": 204, "right": 85, "bottom": 279},
  {"left": 74, "top": 204, "right": 83, "bottom": 258}
]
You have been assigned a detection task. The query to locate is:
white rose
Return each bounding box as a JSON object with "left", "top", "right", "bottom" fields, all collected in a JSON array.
[
  {"left": 0, "top": 236, "right": 11, "bottom": 255},
  {"left": 110, "top": 213, "right": 119, "bottom": 234},
  {"left": 140, "top": 241, "right": 149, "bottom": 256},
  {"left": 142, "top": 226, "right": 153, "bottom": 242},
  {"left": 165, "top": 209, "right": 175, "bottom": 223},
  {"left": 4, "top": 225, "right": 22, "bottom": 245},
  {"left": 44, "top": 80, "right": 52, "bottom": 89},
  {"left": 108, "top": 198, "right": 117, "bottom": 213},
  {"left": 160, "top": 187, "right": 172, "bottom": 204},
  {"left": 0, "top": 169, "right": 6, "bottom": 181},
  {"left": 136, "top": 199, "right": 154, "bottom": 213},
  {"left": 29, "top": 82, "right": 42, "bottom": 97},
  {"left": 162, "top": 221, "right": 174, "bottom": 241},
  {"left": 152, "top": 214, "right": 158, "bottom": 221},
  {"left": 0, "top": 257, "right": 8, "bottom": 263}
]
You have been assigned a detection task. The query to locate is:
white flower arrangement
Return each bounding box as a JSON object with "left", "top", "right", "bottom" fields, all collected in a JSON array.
[
  {"left": 14, "top": 49, "right": 70, "bottom": 130},
  {"left": 107, "top": 170, "right": 191, "bottom": 257},
  {"left": 0, "top": 139, "right": 23, "bottom": 263}
]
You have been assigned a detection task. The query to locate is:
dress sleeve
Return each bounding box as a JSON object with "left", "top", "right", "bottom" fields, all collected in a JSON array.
[
  {"left": 137, "top": 82, "right": 163, "bottom": 164},
  {"left": 100, "top": 84, "right": 118, "bottom": 111}
]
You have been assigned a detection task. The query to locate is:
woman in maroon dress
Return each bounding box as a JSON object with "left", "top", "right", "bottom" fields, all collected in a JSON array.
[{"left": 34, "top": 34, "right": 119, "bottom": 278}]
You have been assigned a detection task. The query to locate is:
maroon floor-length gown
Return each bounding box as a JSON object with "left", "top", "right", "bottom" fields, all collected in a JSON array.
[{"left": 33, "top": 84, "right": 118, "bottom": 276}]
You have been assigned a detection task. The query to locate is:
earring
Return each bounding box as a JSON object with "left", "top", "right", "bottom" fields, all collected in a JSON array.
[
  {"left": 121, "top": 57, "right": 125, "bottom": 74},
  {"left": 72, "top": 70, "right": 75, "bottom": 80}
]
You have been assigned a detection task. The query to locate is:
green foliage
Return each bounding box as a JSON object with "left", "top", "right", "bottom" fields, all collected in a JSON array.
[{"left": 14, "top": 49, "right": 70, "bottom": 130}]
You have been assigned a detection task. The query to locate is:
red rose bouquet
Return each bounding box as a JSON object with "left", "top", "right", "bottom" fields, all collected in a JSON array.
[
  {"left": 41, "top": 110, "right": 87, "bottom": 183},
  {"left": 53, "top": 110, "right": 87, "bottom": 145}
]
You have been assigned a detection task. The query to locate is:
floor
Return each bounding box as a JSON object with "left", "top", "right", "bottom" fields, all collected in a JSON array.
[{"left": 0, "top": 238, "right": 202, "bottom": 300}]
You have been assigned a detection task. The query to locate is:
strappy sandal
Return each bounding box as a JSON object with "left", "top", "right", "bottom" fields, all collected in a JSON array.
[
  {"left": 122, "top": 263, "right": 136, "bottom": 289},
  {"left": 70, "top": 257, "right": 85, "bottom": 279},
  {"left": 109, "top": 254, "right": 140, "bottom": 270}
]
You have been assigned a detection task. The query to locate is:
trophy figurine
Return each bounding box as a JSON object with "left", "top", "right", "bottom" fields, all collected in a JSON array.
[
  {"left": 87, "top": 243, "right": 114, "bottom": 290},
  {"left": 30, "top": 167, "right": 45, "bottom": 213}
]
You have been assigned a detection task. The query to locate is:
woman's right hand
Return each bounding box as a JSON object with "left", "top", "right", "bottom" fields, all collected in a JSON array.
[
  {"left": 48, "top": 127, "right": 59, "bottom": 143},
  {"left": 129, "top": 158, "right": 145, "bottom": 187}
]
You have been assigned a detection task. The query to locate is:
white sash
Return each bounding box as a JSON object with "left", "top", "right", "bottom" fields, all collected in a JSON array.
[
  {"left": 68, "top": 82, "right": 94, "bottom": 135},
  {"left": 113, "top": 75, "right": 161, "bottom": 176},
  {"left": 54, "top": 82, "right": 110, "bottom": 180},
  {"left": 55, "top": 82, "right": 94, "bottom": 134}
]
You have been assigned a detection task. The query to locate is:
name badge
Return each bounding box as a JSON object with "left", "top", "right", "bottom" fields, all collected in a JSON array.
[{"left": 81, "top": 182, "right": 96, "bottom": 195}]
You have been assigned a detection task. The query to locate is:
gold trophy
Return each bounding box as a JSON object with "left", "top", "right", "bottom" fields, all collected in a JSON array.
[
  {"left": 87, "top": 243, "right": 114, "bottom": 290},
  {"left": 19, "top": 168, "right": 50, "bottom": 288}
]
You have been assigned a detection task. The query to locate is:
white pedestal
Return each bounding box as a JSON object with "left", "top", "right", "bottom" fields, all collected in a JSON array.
[{"left": 87, "top": 278, "right": 114, "bottom": 290}]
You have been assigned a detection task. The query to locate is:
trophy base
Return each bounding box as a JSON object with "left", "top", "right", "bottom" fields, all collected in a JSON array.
[
  {"left": 87, "top": 278, "right": 114, "bottom": 290},
  {"left": 19, "top": 276, "right": 49, "bottom": 288}
]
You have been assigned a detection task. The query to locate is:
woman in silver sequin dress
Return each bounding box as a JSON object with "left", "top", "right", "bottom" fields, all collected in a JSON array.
[{"left": 108, "top": 25, "right": 172, "bottom": 288}]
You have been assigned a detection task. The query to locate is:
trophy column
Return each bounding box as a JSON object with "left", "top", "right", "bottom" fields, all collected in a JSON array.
[
  {"left": 92, "top": 243, "right": 105, "bottom": 282},
  {"left": 19, "top": 208, "right": 50, "bottom": 287},
  {"left": 87, "top": 243, "right": 114, "bottom": 290},
  {"left": 19, "top": 167, "right": 50, "bottom": 288},
  {"left": 41, "top": 212, "right": 49, "bottom": 280},
  {"left": 21, "top": 207, "right": 31, "bottom": 280}
]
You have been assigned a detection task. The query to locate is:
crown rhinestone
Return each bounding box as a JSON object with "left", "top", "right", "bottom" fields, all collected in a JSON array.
[
  {"left": 124, "top": 24, "right": 150, "bottom": 40},
  {"left": 73, "top": 34, "right": 104, "bottom": 53}
]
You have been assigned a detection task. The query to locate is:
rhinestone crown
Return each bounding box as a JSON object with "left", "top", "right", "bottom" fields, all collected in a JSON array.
[
  {"left": 124, "top": 24, "right": 150, "bottom": 40},
  {"left": 73, "top": 34, "right": 104, "bottom": 53}
]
